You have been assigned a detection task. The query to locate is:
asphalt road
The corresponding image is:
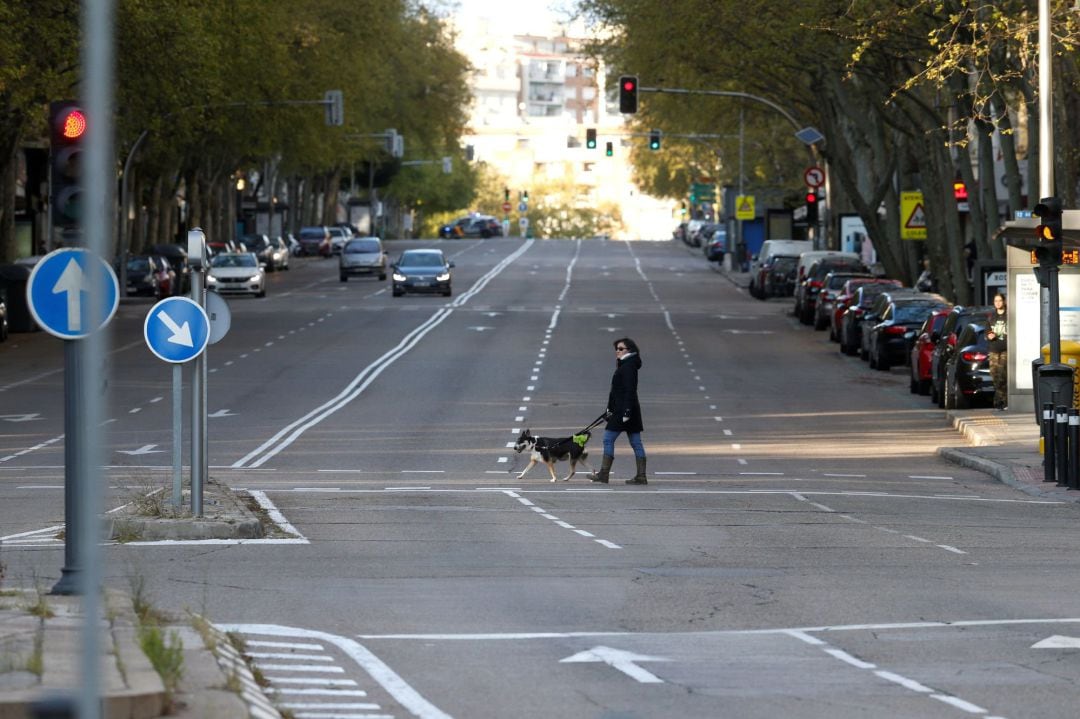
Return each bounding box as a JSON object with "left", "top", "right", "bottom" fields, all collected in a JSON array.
[{"left": 4, "top": 238, "right": 1080, "bottom": 718}]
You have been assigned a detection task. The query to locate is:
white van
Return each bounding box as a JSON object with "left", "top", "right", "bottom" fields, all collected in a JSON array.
[{"left": 749, "top": 240, "right": 813, "bottom": 298}]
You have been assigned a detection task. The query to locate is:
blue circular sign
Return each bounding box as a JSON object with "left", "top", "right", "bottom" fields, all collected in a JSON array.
[
  {"left": 26, "top": 248, "right": 119, "bottom": 339},
  {"left": 143, "top": 297, "right": 210, "bottom": 363}
]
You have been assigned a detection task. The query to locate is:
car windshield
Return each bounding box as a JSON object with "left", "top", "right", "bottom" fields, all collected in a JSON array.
[
  {"left": 858, "top": 286, "right": 895, "bottom": 307},
  {"left": 893, "top": 303, "right": 946, "bottom": 322},
  {"left": 346, "top": 240, "right": 381, "bottom": 254},
  {"left": 827, "top": 274, "right": 859, "bottom": 289},
  {"left": 771, "top": 257, "right": 797, "bottom": 271},
  {"left": 400, "top": 253, "right": 444, "bottom": 267},
  {"left": 127, "top": 257, "right": 150, "bottom": 271},
  {"left": 211, "top": 254, "right": 256, "bottom": 268},
  {"left": 242, "top": 236, "right": 269, "bottom": 250},
  {"left": 299, "top": 228, "right": 325, "bottom": 239}
]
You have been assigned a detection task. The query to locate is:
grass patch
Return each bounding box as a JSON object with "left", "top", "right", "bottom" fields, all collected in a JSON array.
[
  {"left": 23, "top": 586, "right": 53, "bottom": 620},
  {"left": 138, "top": 625, "right": 183, "bottom": 707}
]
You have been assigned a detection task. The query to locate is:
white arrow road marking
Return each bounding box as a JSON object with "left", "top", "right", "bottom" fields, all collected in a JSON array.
[
  {"left": 157, "top": 310, "right": 193, "bottom": 347},
  {"left": 559, "top": 646, "right": 669, "bottom": 683},
  {"left": 53, "top": 258, "right": 86, "bottom": 332},
  {"left": 467, "top": 326, "right": 494, "bottom": 332},
  {"left": 118, "top": 444, "right": 163, "bottom": 456},
  {"left": 209, "top": 409, "right": 237, "bottom": 418},
  {"left": 483, "top": 312, "right": 501, "bottom": 317},
  {"left": 0, "top": 414, "right": 42, "bottom": 422},
  {"left": 1032, "top": 635, "right": 1080, "bottom": 649}
]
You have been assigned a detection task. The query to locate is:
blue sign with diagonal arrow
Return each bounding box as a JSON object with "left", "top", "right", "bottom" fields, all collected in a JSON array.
[
  {"left": 143, "top": 296, "right": 210, "bottom": 363},
  {"left": 26, "top": 248, "right": 119, "bottom": 339}
]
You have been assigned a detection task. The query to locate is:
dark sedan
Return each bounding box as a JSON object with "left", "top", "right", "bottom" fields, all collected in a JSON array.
[
  {"left": 761, "top": 255, "right": 798, "bottom": 298},
  {"left": 943, "top": 322, "right": 994, "bottom": 409},
  {"left": 867, "top": 297, "right": 950, "bottom": 371},
  {"left": 392, "top": 249, "right": 454, "bottom": 297},
  {"left": 930, "top": 305, "right": 993, "bottom": 407},
  {"left": 123, "top": 255, "right": 164, "bottom": 297}
]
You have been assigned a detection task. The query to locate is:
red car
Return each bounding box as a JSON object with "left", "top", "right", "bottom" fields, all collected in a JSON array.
[
  {"left": 829, "top": 278, "right": 898, "bottom": 341},
  {"left": 909, "top": 308, "right": 952, "bottom": 395}
]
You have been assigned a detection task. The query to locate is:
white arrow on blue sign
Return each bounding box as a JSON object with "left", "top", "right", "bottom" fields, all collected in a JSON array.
[
  {"left": 143, "top": 297, "right": 210, "bottom": 364},
  {"left": 26, "top": 248, "right": 119, "bottom": 339}
]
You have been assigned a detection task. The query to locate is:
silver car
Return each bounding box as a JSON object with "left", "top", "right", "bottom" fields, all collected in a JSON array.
[
  {"left": 339, "top": 237, "right": 387, "bottom": 281},
  {"left": 207, "top": 252, "right": 266, "bottom": 297}
]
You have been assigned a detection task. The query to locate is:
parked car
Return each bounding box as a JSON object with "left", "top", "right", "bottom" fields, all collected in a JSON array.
[
  {"left": 942, "top": 322, "right": 994, "bottom": 409},
  {"left": 672, "top": 222, "right": 688, "bottom": 244},
  {"left": 909, "top": 308, "right": 952, "bottom": 395},
  {"left": 830, "top": 278, "right": 901, "bottom": 342},
  {"left": 327, "top": 226, "right": 351, "bottom": 255},
  {"left": 241, "top": 234, "right": 288, "bottom": 271},
  {"left": 930, "top": 305, "right": 994, "bottom": 406},
  {"left": 867, "top": 296, "right": 951, "bottom": 371},
  {"left": 703, "top": 227, "right": 728, "bottom": 261},
  {"left": 795, "top": 255, "right": 869, "bottom": 324},
  {"left": 684, "top": 219, "right": 706, "bottom": 247},
  {"left": 812, "top": 270, "right": 874, "bottom": 330},
  {"left": 146, "top": 244, "right": 191, "bottom": 294},
  {"left": 0, "top": 296, "right": 7, "bottom": 342},
  {"left": 749, "top": 240, "right": 813, "bottom": 299},
  {"left": 391, "top": 249, "right": 453, "bottom": 297},
  {"left": 839, "top": 284, "right": 908, "bottom": 356},
  {"left": 340, "top": 237, "right": 388, "bottom": 281},
  {"left": 858, "top": 289, "right": 929, "bottom": 361},
  {"left": 122, "top": 255, "right": 165, "bottom": 297},
  {"left": 285, "top": 233, "right": 302, "bottom": 256},
  {"left": 206, "top": 252, "right": 266, "bottom": 297},
  {"left": 762, "top": 255, "right": 799, "bottom": 298},
  {"left": 269, "top": 236, "right": 290, "bottom": 271},
  {"left": 440, "top": 216, "right": 472, "bottom": 238},
  {"left": 297, "top": 226, "right": 331, "bottom": 256},
  {"left": 464, "top": 215, "right": 502, "bottom": 238}
]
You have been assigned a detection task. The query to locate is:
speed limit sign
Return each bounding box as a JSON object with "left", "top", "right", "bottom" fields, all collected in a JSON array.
[{"left": 804, "top": 167, "right": 825, "bottom": 188}]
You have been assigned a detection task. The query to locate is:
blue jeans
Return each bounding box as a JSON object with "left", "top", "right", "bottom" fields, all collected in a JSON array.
[{"left": 603, "top": 429, "right": 645, "bottom": 459}]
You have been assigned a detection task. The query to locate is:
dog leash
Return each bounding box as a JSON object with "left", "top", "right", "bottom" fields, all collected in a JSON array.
[{"left": 578, "top": 411, "right": 610, "bottom": 434}]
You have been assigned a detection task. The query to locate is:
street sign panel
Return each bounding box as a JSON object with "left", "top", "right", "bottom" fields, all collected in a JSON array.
[
  {"left": 502, "top": 202, "right": 512, "bottom": 212},
  {"left": 26, "top": 248, "right": 119, "bottom": 339},
  {"left": 205, "top": 290, "right": 231, "bottom": 345},
  {"left": 144, "top": 296, "right": 210, "bottom": 363},
  {"left": 900, "top": 191, "right": 927, "bottom": 240},
  {"left": 804, "top": 167, "right": 825, "bottom": 188},
  {"left": 735, "top": 195, "right": 755, "bottom": 220}
]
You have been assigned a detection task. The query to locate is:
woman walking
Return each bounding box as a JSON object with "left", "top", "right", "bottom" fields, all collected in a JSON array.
[{"left": 590, "top": 337, "right": 648, "bottom": 484}]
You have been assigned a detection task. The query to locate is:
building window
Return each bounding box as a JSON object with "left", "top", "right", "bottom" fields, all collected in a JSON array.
[{"left": 583, "top": 162, "right": 595, "bottom": 172}]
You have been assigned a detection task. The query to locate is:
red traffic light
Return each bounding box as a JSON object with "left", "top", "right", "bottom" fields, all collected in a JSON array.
[
  {"left": 57, "top": 108, "right": 86, "bottom": 140},
  {"left": 622, "top": 79, "right": 636, "bottom": 92},
  {"left": 806, "top": 192, "right": 818, "bottom": 204}
]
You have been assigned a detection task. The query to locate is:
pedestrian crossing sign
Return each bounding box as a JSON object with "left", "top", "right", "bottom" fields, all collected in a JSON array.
[{"left": 735, "top": 195, "right": 755, "bottom": 220}]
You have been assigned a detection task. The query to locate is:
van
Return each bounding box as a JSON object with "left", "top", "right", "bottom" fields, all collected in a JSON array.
[{"left": 749, "top": 240, "right": 813, "bottom": 298}]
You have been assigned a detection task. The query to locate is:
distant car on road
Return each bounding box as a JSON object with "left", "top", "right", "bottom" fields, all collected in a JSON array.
[
  {"left": 297, "top": 226, "right": 331, "bottom": 257},
  {"left": 392, "top": 249, "right": 453, "bottom": 297},
  {"left": 207, "top": 252, "right": 266, "bottom": 297},
  {"left": 340, "top": 237, "right": 388, "bottom": 282}
]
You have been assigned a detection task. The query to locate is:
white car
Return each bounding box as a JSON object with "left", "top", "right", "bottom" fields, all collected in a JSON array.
[
  {"left": 207, "top": 252, "right": 266, "bottom": 297},
  {"left": 327, "top": 226, "right": 352, "bottom": 255}
]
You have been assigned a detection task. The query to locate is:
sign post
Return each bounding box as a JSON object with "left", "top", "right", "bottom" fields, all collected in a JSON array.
[{"left": 26, "top": 249, "right": 119, "bottom": 598}]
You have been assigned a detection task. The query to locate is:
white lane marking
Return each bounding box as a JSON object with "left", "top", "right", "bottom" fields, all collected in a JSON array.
[
  {"left": 497, "top": 457, "right": 508, "bottom": 463},
  {"left": 731, "top": 443, "right": 741, "bottom": 450},
  {"left": 0, "top": 434, "right": 64, "bottom": 464},
  {"left": 574, "top": 529, "right": 595, "bottom": 537},
  {"left": 270, "top": 689, "right": 368, "bottom": 697},
  {"left": 875, "top": 670, "right": 933, "bottom": 692},
  {"left": 823, "top": 473, "right": 866, "bottom": 478},
  {"left": 740, "top": 472, "right": 783, "bottom": 476},
  {"left": 280, "top": 702, "right": 381, "bottom": 710},
  {"left": 515, "top": 416, "right": 524, "bottom": 422},
  {"left": 555, "top": 521, "right": 575, "bottom": 529},
  {"left": 247, "top": 653, "right": 334, "bottom": 661},
  {"left": 259, "top": 664, "right": 345, "bottom": 673},
  {"left": 265, "top": 677, "right": 358, "bottom": 686},
  {"left": 937, "top": 545, "right": 968, "bottom": 554},
  {"left": 723, "top": 429, "right": 733, "bottom": 436},
  {"left": 824, "top": 648, "right": 875, "bottom": 669},
  {"left": 401, "top": 470, "right": 444, "bottom": 474},
  {"left": 904, "top": 535, "right": 932, "bottom": 543},
  {"left": 738, "top": 459, "right": 748, "bottom": 465},
  {"left": 654, "top": 472, "right": 695, "bottom": 475},
  {"left": 249, "top": 490, "right": 305, "bottom": 538},
  {"left": 234, "top": 241, "right": 534, "bottom": 468},
  {"left": 595, "top": 539, "right": 622, "bottom": 549},
  {"left": 714, "top": 417, "right": 723, "bottom": 422},
  {"left": 910, "top": 475, "right": 953, "bottom": 480},
  {"left": 218, "top": 624, "right": 452, "bottom": 719},
  {"left": 929, "top": 694, "right": 989, "bottom": 713}
]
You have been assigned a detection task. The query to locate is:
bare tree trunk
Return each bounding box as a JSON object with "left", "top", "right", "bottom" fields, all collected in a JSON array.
[{"left": 0, "top": 140, "right": 18, "bottom": 262}]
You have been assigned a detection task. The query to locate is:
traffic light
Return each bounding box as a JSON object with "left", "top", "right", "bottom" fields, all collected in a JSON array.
[
  {"left": 50, "top": 100, "right": 87, "bottom": 233},
  {"left": 618, "top": 75, "right": 638, "bottom": 114},
  {"left": 805, "top": 190, "right": 819, "bottom": 224},
  {"left": 586, "top": 128, "right": 597, "bottom": 149},
  {"left": 504, "top": 187, "right": 510, "bottom": 202},
  {"left": 649, "top": 129, "right": 661, "bottom": 150},
  {"left": 605, "top": 141, "right": 613, "bottom": 157},
  {"left": 1034, "top": 196, "right": 1064, "bottom": 266}
]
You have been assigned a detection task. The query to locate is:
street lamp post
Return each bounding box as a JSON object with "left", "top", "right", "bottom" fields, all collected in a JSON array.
[{"left": 235, "top": 177, "right": 246, "bottom": 247}]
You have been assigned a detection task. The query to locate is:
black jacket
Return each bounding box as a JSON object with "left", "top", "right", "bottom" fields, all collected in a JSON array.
[{"left": 606, "top": 353, "right": 643, "bottom": 433}]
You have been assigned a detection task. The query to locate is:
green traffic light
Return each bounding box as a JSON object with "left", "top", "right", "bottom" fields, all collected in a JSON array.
[{"left": 605, "top": 141, "right": 613, "bottom": 157}]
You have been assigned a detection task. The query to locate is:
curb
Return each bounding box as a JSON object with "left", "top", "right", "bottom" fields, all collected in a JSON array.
[{"left": 107, "top": 480, "right": 264, "bottom": 542}]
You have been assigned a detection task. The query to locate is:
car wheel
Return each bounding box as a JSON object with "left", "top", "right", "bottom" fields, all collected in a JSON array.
[
  {"left": 878, "top": 356, "right": 890, "bottom": 371},
  {"left": 392, "top": 287, "right": 404, "bottom": 297},
  {"left": 918, "top": 379, "right": 930, "bottom": 396},
  {"left": 955, "top": 383, "right": 971, "bottom": 409},
  {"left": 909, "top": 373, "right": 919, "bottom": 394},
  {"left": 379, "top": 273, "right": 387, "bottom": 281},
  {"left": 813, "top": 312, "right": 827, "bottom": 331},
  {"left": 340, "top": 274, "right": 348, "bottom": 282},
  {"left": 859, "top": 345, "right": 869, "bottom": 361},
  {"left": 443, "top": 287, "right": 452, "bottom": 297},
  {"left": 257, "top": 289, "right": 266, "bottom": 298}
]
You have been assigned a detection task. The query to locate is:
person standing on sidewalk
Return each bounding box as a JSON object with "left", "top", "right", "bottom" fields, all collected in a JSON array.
[
  {"left": 987, "top": 293, "right": 1008, "bottom": 410},
  {"left": 590, "top": 337, "right": 648, "bottom": 484}
]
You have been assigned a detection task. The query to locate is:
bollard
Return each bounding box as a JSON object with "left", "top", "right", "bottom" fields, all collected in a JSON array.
[
  {"left": 1057, "top": 406, "right": 1069, "bottom": 487},
  {"left": 1070, "top": 409, "right": 1080, "bottom": 490},
  {"left": 1044, "top": 403, "right": 1056, "bottom": 483}
]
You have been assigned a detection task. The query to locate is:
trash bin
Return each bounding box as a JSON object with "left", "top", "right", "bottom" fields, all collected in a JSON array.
[{"left": 0, "top": 264, "right": 39, "bottom": 333}]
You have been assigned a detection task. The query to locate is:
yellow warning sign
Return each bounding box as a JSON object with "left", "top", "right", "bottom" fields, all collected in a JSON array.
[
  {"left": 735, "top": 195, "right": 755, "bottom": 220},
  {"left": 900, "top": 191, "right": 926, "bottom": 240}
]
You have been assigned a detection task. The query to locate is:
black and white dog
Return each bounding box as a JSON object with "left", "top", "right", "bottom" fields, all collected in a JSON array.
[{"left": 513, "top": 429, "right": 594, "bottom": 482}]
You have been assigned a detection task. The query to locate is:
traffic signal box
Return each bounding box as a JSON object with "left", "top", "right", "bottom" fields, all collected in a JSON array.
[
  {"left": 50, "top": 100, "right": 87, "bottom": 232},
  {"left": 605, "top": 141, "right": 614, "bottom": 157},
  {"left": 649, "top": 130, "right": 661, "bottom": 150},
  {"left": 1035, "top": 196, "right": 1064, "bottom": 267},
  {"left": 586, "top": 128, "right": 597, "bottom": 149},
  {"left": 618, "top": 75, "right": 638, "bottom": 114},
  {"left": 805, "top": 191, "right": 819, "bottom": 224}
]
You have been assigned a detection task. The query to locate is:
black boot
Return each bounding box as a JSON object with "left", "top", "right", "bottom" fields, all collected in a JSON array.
[
  {"left": 589, "top": 455, "right": 613, "bottom": 483},
  {"left": 626, "top": 456, "right": 648, "bottom": 485}
]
